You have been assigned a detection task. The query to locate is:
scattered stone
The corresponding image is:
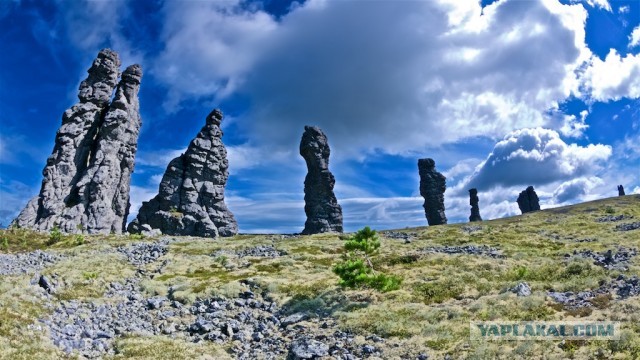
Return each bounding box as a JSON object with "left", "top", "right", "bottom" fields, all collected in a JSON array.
[
  {"left": 596, "top": 215, "right": 631, "bottom": 222},
  {"left": 299, "top": 126, "right": 343, "bottom": 234},
  {"left": 511, "top": 282, "right": 531, "bottom": 297},
  {"left": 618, "top": 185, "right": 625, "bottom": 196},
  {"left": 12, "top": 49, "right": 143, "bottom": 234},
  {"left": 117, "top": 240, "right": 169, "bottom": 266},
  {"left": 574, "top": 238, "right": 597, "bottom": 243},
  {"left": 547, "top": 275, "right": 640, "bottom": 309},
  {"left": 37, "top": 274, "right": 57, "bottom": 294},
  {"left": 0, "top": 250, "right": 61, "bottom": 275},
  {"left": 615, "top": 222, "right": 640, "bottom": 232},
  {"left": 289, "top": 337, "right": 329, "bottom": 359},
  {"left": 460, "top": 225, "right": 482, "bottom": 234},
  {"left": 517, "top": 186, "right": 540, "bottom": 214},
  {"left": 418, "top": 158, "right": 447, "bottom": 226},
  {"left": 468, "top": 188, "right": 482, "bottom": 222},
  {"left": 139, "top": 224, "right": 162, "bottom": 237},
  {"left": 423, "top": 245, "right": 504, "bottom": 258},
  {"left": 572, "top": 247, "right": 637, "bottom": 269},
  {"left": 147, "top": 296, "right": 167, "bottom": 310},
  {"left": 211, "top": 245, "right": 287, "bottom": 259},
  {"left": 382, "top": 231, "right": 417, "bottom": 242},
  {"left": 128, "top": 109, "right": 238, "bottom": 238},
  {"left": 281, "top": 313, "right": 308, "bottom": 327},
  {"left": 237, "top": 245, "right": 287, "bottom": 258}
]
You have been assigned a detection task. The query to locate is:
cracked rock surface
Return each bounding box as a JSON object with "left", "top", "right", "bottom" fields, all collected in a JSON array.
[
  {"left": 12, "top": 49, "right": 142, "bottom": 234},
  {"left": 128, "top": 109, "right": 238, "bottom": 238},
  {"left": 300, "top": 126, "right": 343, "bottom": 235}
]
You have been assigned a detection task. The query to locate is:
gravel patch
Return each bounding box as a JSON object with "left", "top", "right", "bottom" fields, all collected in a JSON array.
[
  {"left": 596, "top": 215, "right": 632, "bottom": 222},
  {"left": 460, "top": 225, "right": 483, "bottom": 234},
  {"left": 212, "top": 245, "right": 287, "bottom": 259},
  {"left": 569, "top": 247, "right": 637, "bottom": 269},
  {"left": 615, "top": 222, "right": 640, "bottom": 232},
  {"left": 0, "top": 250, "right": 61, "bottom": 276},
  {"left": 423, "top": 245, "right": 504, "bottom": 258},
  {"left": 548, "top": 275, "right": 640, "bottom": 309},
  {"left": 117, "top": 240, "right": 170, "bottom": 266}
]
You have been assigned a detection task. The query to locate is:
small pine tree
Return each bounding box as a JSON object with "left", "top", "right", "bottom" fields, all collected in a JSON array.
[
  {"left": 333, "top": 226, "right": 401, "bottom": 292},
  {"left": 47, "top": 225, "right": 63, "bottom": 246}
]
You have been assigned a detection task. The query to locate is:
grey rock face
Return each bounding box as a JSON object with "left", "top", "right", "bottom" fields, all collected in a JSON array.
[
  {"left": 300, "top": 126, "right": 343, "bottom": 234},
  {"left": 128, "top": 109, "right": 238, "bottom": 237},
  {"left": 418, "top": 158, "right": 447, "bottom": 226},
  {"left": 517, "top": 186, "right": 540, "bottom": 214},
  {"left": 618, "top": 185, "right": 626, "bottom": 196},
  {"left": 12, "top": 49, "right": 142, "bottom": 234},
  {"left": 0, "top": 250, "right": 61, "bottom": 276},
  {"left": 289, "top": 337, "right": 329, "bottom": 359},
  {"left": 511, "top": 282, "right": 531, "bottom": 297},
  {"left": 468, "top": 188, "right": 482, "bottom": 222}
]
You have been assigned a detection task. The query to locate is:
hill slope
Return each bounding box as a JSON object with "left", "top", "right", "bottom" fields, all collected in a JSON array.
[{"left": 1, "top": 195, "right": 639, "bottom": 359}]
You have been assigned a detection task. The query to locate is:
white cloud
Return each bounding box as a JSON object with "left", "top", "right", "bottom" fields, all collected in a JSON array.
[
  {"left": 630, "top": 26, "right": 640, "bottom": 48},
  {"left": 465, "top": 128, "right": 612, "bottom": 191},
  {"left": 136, "top": 148, "right": 185, "bottom": 168},
  {"left": 153, "top": 0, "right": 591, "bottom": 156},
  {"left": 619, "top": 5, "right": 630, "bottom": 14},
  {"left": 52, "top": 0, "right": 141, "bottom": 67},
  {"left": 127, "top": 185, "right": 158, "bottom": 223},
  {"left": 577, "top": 0, "right": 612, "bottom": 12},
  {"left": 226, "top": 145, "right": 293, "bottom": 174},
  {"left": 0, "top": 180, "right": 38, "bottom": 227},
  {"left": 559, "top": 110, "right": 589, "bottom": 138},
  {"left": 583, "top": 50, "right": 640, "bottom": 102},
  {"left": 551, "top": 176, "right": 604, "bottom": 204}
]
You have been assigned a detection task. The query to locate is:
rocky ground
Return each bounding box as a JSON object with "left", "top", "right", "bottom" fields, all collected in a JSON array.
[{"left": 1, "top": 195, "right": 640, "bottom": 359}]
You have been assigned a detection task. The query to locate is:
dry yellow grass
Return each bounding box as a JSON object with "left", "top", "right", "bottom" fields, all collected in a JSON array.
[{"left": 0, "top": 194, "right": 639, "bottom": 358}]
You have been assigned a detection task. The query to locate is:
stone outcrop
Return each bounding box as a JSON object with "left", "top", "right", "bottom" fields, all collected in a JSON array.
[
  {"left": 300, "top": 126, "right": 343, "bottom": 234},
  {"left": 517, "top": 186, "right": 540, "bottom": 214},
  {"left": 469, "top": 188, "right": 482, "bottom": 222},
  {"left": 618, "top": 185, "right": 626, "bottom": 196},
  {"left": 12, "top": 49, "right": 142, "bottom": 234},
  {"left": 127, "top": 109, "right": 238, "bottom": 237},
  {"left": 418, "top": 158, "right": 447, "bottom": 226}
]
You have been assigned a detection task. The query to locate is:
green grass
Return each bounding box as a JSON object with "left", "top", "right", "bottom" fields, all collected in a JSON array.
[{"left": 1, "top": 195, "right": 639, "bottom": 359}]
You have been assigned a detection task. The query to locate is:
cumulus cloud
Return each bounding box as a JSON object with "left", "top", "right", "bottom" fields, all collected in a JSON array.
[
  {"left": 153, "top": 0, "right": 590, "bottom": 156},
  {"left": 583, "top": 50, "right": 640, "bottom": 102},
  {"left": 630, "top": 26, "right": 640, "bottom": 48},
  {"left": 551, "top": 176, "right": 604, "bottom": 203},
  {"left": 559, "top": 110, "right": 589, "bottom": 138},
  {"left": 465, "top": 128, "right": 612, "bottom": 191}
]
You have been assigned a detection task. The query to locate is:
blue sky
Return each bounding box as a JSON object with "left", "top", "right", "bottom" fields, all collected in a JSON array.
[{"left": 0, "top": 0, "right": 638, "bottom": 233}]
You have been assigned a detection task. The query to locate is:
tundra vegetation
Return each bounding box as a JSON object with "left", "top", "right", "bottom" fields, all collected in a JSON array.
[{"left": 1, "top": 195, "right": 639, "bottom": 359}]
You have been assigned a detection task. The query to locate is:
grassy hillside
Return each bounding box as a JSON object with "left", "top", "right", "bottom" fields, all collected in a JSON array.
[{"left": 1, "top": 195, "right": 639, "bottom": 359}]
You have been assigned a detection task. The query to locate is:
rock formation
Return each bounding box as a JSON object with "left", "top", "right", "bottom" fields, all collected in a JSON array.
[
  {"left": 127, "top": 109, "right": 238, "bottom": 237},
  {"left": 12, "top": 49, "right": 142, "bottom": 234},
  {"left": 517, "top": 186, "right": 540, "bottom": 214},
  {"left": 418, "top": 158, "right": 447, "bottom": 226},
  {"left": 469, "top": 188, "right": 482, "bottom": 222},
  {"left": 618, "top": 185, "right": 626, "bottom": 196},
  {"left": 300, "top": 126, "right": 343, "bottom": 234}
]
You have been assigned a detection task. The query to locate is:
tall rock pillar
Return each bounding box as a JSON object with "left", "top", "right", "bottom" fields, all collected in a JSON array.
[
  {"left": 469, "top": 188, "right": 482, "bottom": 222},
  {"left": 12, "top": 49, "right": 142, "bottom": 234},
  {"left": 517, "top": 186, "right": 541, "bottom": 214},
  {"left": 128, "top": 109, "right": 238, "bottom": 237},
  {"left": 300, "top": 126, "right": 343, "bottom": 234},
  {"left": 418, "top": 158, "right": 447, "bottom": 226}
]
